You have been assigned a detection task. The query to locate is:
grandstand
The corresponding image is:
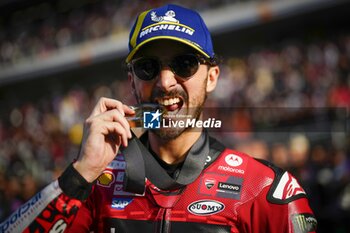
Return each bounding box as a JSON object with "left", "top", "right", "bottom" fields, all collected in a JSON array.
[{"left": 0, "top": 0, "right": 349, "bottom": 232}]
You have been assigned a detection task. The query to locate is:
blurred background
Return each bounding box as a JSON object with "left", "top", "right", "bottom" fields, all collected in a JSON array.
[{"left": 0, "top": 0, "right": 349, "bottom": 232}]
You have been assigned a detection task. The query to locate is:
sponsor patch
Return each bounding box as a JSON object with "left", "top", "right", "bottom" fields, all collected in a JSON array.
[
  {"left": 217, "top": 151, "right": 247, "bottom": 175},
  {"left": 225, "top": 154, "right": 243, "bottom": 167},
  {"left": 199, "top": 173, "right": 243, "bottom": 200},
  {"left": 217, "top": 182, "right": 241, "bottom": 194},
  {"left": 97, "top": 171, "right": 115, "bottom": 187},
  {"left": 205, "top": 178, "right": 216, "bottom": 190},
  {"left": 107, "top": 158, "right": 126, "bottom": 170},
  {"left": 151, "top": 10, "right": 179, "bottom": 23},
  {"left": 111, "top": 198, "right": 133, "bottom": 210},
  {"left": 0, "top": 181, "right": 62, "bottom": 233},
  {"left": 188, "top": 200, "right": 224, "bottom": 216},
  {"left": 0, "top": 192, "right": 42, "bottom": 232},
  {"left": 217, "top": 165, "right": 245, "bottom": 174},
  {"left": 139, "top": 10, "right": 195, "bottom": 39},
  {"left": 291, "top": 213, "right": 317, "bottom": 233}
]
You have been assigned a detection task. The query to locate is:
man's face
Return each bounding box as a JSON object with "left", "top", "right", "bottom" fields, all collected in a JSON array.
[{"left": 128, "top": 40, "right": 217, "bottom": 140}]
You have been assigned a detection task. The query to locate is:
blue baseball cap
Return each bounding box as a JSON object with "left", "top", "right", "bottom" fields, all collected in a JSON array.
[{"left": 126, "top": 4, "right": 215, "bottom": 62}]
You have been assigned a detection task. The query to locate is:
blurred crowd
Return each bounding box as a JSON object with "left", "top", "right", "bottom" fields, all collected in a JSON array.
[
  {"left": 0, "top": 1, "right": 350, "bottom": 232},
  {"left": 0, "top": 0, "right": 237, "bottom": 67},
  {"left": 1, "top": 31, "right": 349, "bottom": 231}
]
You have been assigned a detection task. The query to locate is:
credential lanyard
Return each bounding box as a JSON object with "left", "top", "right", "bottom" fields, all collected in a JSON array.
[{"left": 121, "top": 132, "right": 209, "bottom": 194}]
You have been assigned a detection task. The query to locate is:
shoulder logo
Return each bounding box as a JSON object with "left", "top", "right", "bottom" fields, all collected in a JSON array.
[
  {"left": 151, "top": 10, "right": 179, "bottom": 23},
  {"left": 272, "top": 172, "right": 306, "bottom": 202},
  {"left": 291, "top": 213, "right": 317, "bottom": 232},
  {"left": 188, "top": 200, "right": 225, "bottom": 216},
  {"left": 225, "top": 154, "right": 243, "bottom": 167}
]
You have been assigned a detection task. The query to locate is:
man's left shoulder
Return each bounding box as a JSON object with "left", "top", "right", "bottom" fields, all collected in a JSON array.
[
  {"left": 206, "top": 149, "right": 308, "bottom": 204},
  {"left": 254, "top": 158, "right": 308, "bottom": 204},
  {"left": 206, "top": 149, "right": 275, "bottom": 178}
]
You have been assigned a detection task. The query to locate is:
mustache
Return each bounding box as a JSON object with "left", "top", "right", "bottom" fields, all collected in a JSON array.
[{"left": 150, "top": 88, "right": 188, "bottom": 103}]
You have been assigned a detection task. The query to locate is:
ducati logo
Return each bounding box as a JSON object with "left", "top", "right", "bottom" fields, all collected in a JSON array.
[{"left": 205, "top": 179, "right": 216, "bottom": 189}]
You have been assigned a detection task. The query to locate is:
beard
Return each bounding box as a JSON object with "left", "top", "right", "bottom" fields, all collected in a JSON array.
[
  {"left": 133, "top": 77, "right": 208, "bottom": 141},
  {"left": 152, "top": 93, "right": 207, "bottom": 141}
]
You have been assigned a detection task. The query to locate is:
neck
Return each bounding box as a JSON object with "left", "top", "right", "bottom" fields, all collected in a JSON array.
[{"left": 148, "top": 129, "right": 202, "bottom": 165}]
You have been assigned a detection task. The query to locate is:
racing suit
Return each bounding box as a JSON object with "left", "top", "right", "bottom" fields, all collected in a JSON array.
[{"left": 0, "top": 132, "right": 317, "bottom": 233}]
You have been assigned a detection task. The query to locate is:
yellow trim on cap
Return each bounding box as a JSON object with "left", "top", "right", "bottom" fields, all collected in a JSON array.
[
  {"left": 130, "top": 10, "right": 151, "bottom": 49},
  {"left": 126, "top": 36, "right": 210, "bottom": 62}
]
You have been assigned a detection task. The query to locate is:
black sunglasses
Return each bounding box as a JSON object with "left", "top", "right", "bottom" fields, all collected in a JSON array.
[{"left": 127, "top": 54, "right": 209, "bottom": 81}]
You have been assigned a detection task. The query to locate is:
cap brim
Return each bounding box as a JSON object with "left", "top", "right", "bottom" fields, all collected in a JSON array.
[{"left": 126, "top": 36, "right": 211, "bottom": 62}]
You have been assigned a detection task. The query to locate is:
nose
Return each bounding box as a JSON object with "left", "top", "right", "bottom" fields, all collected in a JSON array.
[{"left": 155, "top": 66, "right": 177, "bottom": 91}]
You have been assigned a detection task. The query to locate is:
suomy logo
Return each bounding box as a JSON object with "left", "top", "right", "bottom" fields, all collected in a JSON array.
[{"left": 188, "top": 200, "right": 225, "bottom": 216}]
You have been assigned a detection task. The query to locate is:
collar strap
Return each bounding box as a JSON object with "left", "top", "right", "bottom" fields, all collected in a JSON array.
[{"left": 122, "top": 131, "right": 216, "bottom": 194}]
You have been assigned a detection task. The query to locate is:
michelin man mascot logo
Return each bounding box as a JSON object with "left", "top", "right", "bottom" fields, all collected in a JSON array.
[{"left": 151, "top": 10, "right": 179, "bottom": 23}]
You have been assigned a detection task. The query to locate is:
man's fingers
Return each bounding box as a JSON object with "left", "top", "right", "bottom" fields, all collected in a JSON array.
[
  {"left": 86, "top": 109, "right": 132, "bottom": 145},
  {"left": 100, "top": 121, "right": 130, "bottom": 147},
  {"left": 88, "top": 97, "right": 134, "bottom": 138},
  {"left": 123, "top": 104, "right": 136, "bottom": 115},
  {"left": 94, "top": 109, "right": 132, "bottom": 138},
  {"left": 91, "top": 97, "right": 127, "bottom": 117}
]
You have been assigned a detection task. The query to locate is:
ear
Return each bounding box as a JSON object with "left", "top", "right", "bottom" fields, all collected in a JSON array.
[
  {"left": 128, "top": 73, "right": 142, "bottom": 103},
  {"left": 206, "top": 66, "right": 220, "bottom": 93},
  {"left": 128, "top": 72, "right": 136, "bottom": 93}
]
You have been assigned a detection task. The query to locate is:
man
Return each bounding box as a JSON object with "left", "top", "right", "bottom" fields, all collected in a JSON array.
[{"left": 0, "top": 4, "right": 317, "bottom": 233}]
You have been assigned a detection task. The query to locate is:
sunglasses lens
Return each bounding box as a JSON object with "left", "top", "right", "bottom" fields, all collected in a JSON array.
[
  {"left": 131, "top": 54, "right": 201, "bottom": 80},
  {"left": 171, "top": 54, "right": 199, "bottom": 78},
  {"left": 133, "top": 58, "right": 160, "bottom": 80}
]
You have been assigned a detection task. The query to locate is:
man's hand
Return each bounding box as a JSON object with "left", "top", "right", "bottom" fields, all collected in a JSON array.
[{"left": 73, "top": 97, "right": 134, "bottom": 182}]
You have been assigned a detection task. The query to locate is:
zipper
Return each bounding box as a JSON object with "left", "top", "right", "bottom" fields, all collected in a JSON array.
[{"left": 156, "top": 208, "right": 171, "bottom": 233}]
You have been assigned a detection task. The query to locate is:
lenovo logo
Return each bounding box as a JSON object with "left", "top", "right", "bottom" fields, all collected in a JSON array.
[{"left": 218, "top": 182, "right": 241, "bottom": 192}]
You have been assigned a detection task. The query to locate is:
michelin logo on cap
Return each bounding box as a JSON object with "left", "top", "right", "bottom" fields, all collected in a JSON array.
[
  {"left": 127, "top": 4, "right": 214, "bottom": 62},
  {"left": 139, "top": 10, "right": 195, "bottom": 39}
]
